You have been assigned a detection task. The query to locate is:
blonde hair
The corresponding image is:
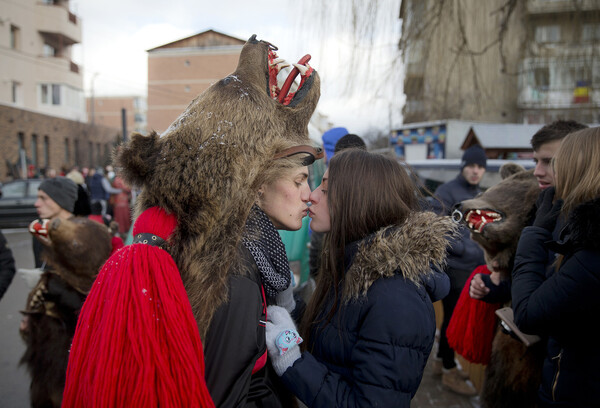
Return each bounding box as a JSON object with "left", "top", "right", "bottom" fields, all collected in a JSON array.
[
  {"left": 554, "top": 126, "right": 600, "bottom": 215},
  {"left": 255, "top": 140, "right": 314, "bottom": 189}
]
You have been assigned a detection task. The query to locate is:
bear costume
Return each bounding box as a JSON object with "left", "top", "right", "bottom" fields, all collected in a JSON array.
[
  {"left": 448, "top": 165, "right": 544, "bottom": 408},
  {"left": 20, "top": 216, "right": 112, "bottom": 408},
  {"left": 62, "top": 35, "right": 321, "bottom": 407}
]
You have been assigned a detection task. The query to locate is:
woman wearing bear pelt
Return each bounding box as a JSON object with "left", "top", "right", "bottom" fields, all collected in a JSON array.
[
  {"left": 265, "top": 149, "right": 455, "bottom": 407},
  {"left": 512, "top": 126, "right": 600, "bottom": 407},
  {"left": 62, "top": 36, "right": 322, "bottom": 408},
  {"left": 203, "top": 143, "right": 323, "bottom": 407}
]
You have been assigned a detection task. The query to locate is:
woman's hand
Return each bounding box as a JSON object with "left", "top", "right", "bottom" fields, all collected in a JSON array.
[{"left": 265, "top": 306, "right": 302, "bottom": 376}]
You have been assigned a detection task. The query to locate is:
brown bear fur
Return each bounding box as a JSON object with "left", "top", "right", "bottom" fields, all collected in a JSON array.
[
  {"left": 20, "top": 217, "right": 112, "bottom": 408},
  {"left": 115, "top": 36, "right": 320, "bottom": 340},
  {"left": 459, "top": 168, "right": 539, "bottom": 277},
  {"left": 457, "top": 165, "right": 544, "bottom": 408}
]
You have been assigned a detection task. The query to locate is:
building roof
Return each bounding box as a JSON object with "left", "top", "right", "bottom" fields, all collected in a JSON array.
[
  {"left": 462, "top": 123, "right": 544, "bottom": 150},
  {"left": 147, "top": 29, "right": 245, "bottom": 52}
]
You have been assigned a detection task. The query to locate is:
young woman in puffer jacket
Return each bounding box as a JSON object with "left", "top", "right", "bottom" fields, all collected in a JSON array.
[
  {"left": 264, "top": 149, "right": 456, "bottom": 407},
  {"left": 512, "top": 126, "right": 600, "bottom": 407}
]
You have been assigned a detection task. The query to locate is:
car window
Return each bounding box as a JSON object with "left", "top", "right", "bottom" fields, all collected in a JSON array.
[
  {"left": 1, "top": 182, "right": 27, "bottom": 198},
  {"left": 28, "top": 180, "right": 43, "bottom": 197}
]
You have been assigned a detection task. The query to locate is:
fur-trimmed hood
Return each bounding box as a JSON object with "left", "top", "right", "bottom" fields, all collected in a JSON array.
[{"left": 343, "top": 211, "right": 457, "bottom": 301}]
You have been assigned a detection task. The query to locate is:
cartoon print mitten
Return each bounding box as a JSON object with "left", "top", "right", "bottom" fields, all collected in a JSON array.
[
  {"left": 265, "top": 305, "right": 302, "bottom": 376},
  {"left": 275, "top": 270, "right": 296, "bottom": 313}
]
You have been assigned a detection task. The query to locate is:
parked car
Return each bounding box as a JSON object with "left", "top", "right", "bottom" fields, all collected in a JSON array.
[{"left": 0, "top": 179, "right": 43, "bottom": 228}]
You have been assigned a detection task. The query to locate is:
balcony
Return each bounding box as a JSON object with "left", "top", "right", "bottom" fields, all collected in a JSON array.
[
  {"left": 527, "top": 0, "right": 600, "bottom": 15},
  {"left": 518, "top": 84, "right": 599, "bottom": 108},
  {"left": 35, "top": 3, "right": 82, "bottom": 45}
]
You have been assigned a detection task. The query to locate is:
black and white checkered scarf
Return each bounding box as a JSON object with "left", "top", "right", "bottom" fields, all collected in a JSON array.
[{"left": 242, "top": 205, "right": 291, "bottom": 300}]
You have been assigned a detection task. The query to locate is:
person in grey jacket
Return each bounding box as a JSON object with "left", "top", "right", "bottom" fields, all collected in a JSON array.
[{"left": 429, "top": 144, "right": 487, "bottom": 395}]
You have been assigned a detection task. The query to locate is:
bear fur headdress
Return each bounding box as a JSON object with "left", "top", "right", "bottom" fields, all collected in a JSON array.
[{"left": 62, "top": 35, "right": 320, "bottom": 407}]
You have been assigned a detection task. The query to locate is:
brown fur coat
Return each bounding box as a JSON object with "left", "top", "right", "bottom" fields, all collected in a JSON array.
[{"left": 115, "top": 36, "right": 320, "bottom": 339}]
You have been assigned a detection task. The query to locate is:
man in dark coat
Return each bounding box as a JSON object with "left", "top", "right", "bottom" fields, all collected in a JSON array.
[
  {"left": 0, "top": 230, "right": 16, "bottom": 301},
  {"left": 430, "top": 144, "right": 487, "bottom": 396}
]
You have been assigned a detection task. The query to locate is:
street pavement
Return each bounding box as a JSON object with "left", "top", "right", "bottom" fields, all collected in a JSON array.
[
  {"left": 0, "top": 228, "right": 480, "bottom": 408},
  {"left": 0, "top": 228, "right": 35, "bottom": 408}
]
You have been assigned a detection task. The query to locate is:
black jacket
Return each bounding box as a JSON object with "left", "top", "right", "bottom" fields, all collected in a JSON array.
[
  {"left": 281, "top": 211, "right": 454, "bottom": 407},
  {"left": 0, "top": 231, "right": 16, "bottom": 300},
  {"left": 512, "top": 197, "right": 600, "bottom": 407},
  {"left": 203, "top": 244, "right": 294, "bottom": 408}
]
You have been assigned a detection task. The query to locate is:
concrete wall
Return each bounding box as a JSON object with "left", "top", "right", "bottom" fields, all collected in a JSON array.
[
  {"left": 147, "top": 46, "right": 243, "bottom": 133},
  {"left": 86, "top": 96, "right": 147, "bottom": 134}
]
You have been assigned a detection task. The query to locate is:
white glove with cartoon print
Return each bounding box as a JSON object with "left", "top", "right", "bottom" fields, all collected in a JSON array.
[{"left": 265, "top": 305, "right": 303, "bottom": 376}]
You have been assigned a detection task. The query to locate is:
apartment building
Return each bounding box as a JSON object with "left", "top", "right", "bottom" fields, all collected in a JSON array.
[
  {"left": 86, "top": 95, "right": 148, "bottom": 135},
  {"left": 146, "top": 30, "right": 245, "bottom": 132},
  {"left": 399, "top": 0, "right": 600, "bottom": 125},
  {"left": 0, "top": 0, "right": 85, "bottom": 121},
  {"left": 0, "top": 0, "right": 120, "bottom": 181}
]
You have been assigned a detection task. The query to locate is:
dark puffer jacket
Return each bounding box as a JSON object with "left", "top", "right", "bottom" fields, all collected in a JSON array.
[
  {"left": 281, "top": 211, "right": 455, "bottom": 407},
  {"left": 512, "top": 197, "right": 600, "bottom": 407}
]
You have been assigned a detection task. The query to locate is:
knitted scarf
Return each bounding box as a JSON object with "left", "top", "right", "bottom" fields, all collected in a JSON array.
[{"left": 242, "top": 205, "right": 291, "bottom": 300}]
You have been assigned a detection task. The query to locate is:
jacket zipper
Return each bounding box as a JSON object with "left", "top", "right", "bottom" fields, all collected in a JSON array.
[{"left": 551, "top": 350, "right": 562, "bottom": 401}]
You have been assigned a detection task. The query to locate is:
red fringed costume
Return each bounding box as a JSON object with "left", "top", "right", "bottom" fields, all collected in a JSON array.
[
  {"left": 62, "top": 207, "right": 214, "bottom": 407},
  {"left": 446, "top": 265, "right": 501, "bottom": 365}
]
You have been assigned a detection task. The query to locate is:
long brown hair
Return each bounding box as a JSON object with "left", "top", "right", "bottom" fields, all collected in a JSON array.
[
  {"left": 554, "top": 126, "right": 600, "bottom": 215},
  {"left": 301, "top": 149, "right": 419, "bottom": 347}
]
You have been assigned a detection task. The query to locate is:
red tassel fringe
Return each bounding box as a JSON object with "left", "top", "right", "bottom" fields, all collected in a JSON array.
[
  {"left": 62, "top": 207, "right": 214, "bottom": 407},
  {"left": 446, "top": 265, "right": 501, "bottom": 365}
]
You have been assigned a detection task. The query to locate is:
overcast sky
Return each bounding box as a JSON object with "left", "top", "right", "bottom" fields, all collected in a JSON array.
[{"left": 70, "top": 0, "right": 403, "bottom": 136}]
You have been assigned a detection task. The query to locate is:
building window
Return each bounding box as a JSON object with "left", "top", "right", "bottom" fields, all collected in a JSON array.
[
  {"left": 41, "top": 84, "right": 49, "bottom": 104},
  {"left": 582, "top": 24, "right": 600, "bottom": 42},
  {"left": 10, "top": 25, "right": 20, "bottom": 50},
  {"left": 43, "top": 44, "right": 56, "bottom": 57},
  {"left": 105, "top": 144, "right": 111, "bottom": 163},
  {"left": 64, "top": 138, "right": 70, "bottom": 165},
  {"left": 535, "top": 25, "right": 560, "bottom": 43},
  {"left": 534, "top": 67, "right": 550, "bottom": 90},
  {"left": 12, "top": 81, "right": 22, "bottom": 104},
  {"left": 97, "top": 143, "right": 102, "bottom": 165},
  {"left": 52, "top": 84, "right": 61, "bottom": 105},
  {"left": 31, "top": 134, "right": 38, "bottom": 167},
  {"left": 18, "top": 132, "right": 25, "bottom": 152},
  {"left": 44, "top": 136, "right": 50, "bottom": 168},
  {"left": 89, "top": 142, "right": 94, "bottom": 167},
  {"left": 74, "top": 139, "right": 79, "bottom": 166}
]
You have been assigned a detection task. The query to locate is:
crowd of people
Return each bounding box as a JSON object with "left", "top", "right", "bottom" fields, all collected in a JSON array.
[
  {"left": 0, "top": 119, "right": 598, "bottom": 407},
  {"left": 0, "top": 38, "right": 597, "bottom": 407}
]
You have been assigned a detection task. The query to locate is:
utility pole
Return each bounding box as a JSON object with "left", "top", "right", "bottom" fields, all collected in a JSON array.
[
  {"left": 90, "top": 72, "right": 99, "bottom": 126},
  {"left": 121, "top": 108, "right": 127, "bottom": 143}
]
